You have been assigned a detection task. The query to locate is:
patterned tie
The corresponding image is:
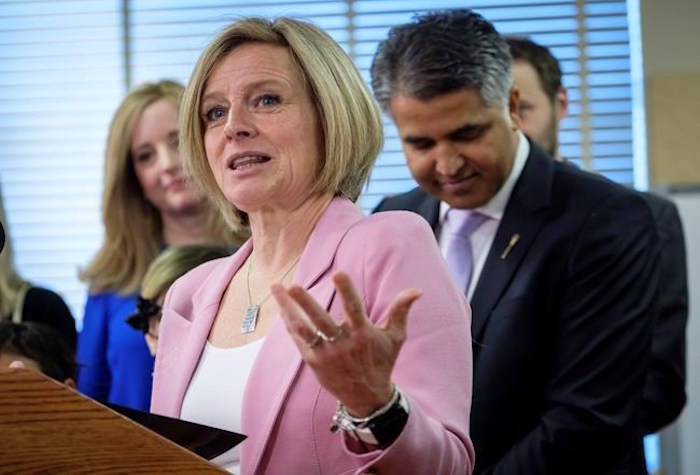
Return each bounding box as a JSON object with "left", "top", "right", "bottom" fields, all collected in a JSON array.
[{"left": 445, "top": 209, "right": 489, "bottom": 294}]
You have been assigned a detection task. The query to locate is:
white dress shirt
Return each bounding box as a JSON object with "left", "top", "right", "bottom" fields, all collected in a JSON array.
[{"left": 438, "top": 131, "right": 530, "bottom": 301}]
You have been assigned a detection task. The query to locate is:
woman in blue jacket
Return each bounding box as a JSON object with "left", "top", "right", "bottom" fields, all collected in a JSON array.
[{"left": 77, "top": 80, "right": 242, "bottom": 410}]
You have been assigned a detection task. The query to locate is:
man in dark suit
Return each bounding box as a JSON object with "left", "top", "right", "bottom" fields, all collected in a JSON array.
[
  {"left": 371, "top": 10, "right": 659, "bottom": 474},
  {"left": 508, "top": 37, "right": 688, "bottom": 434}
]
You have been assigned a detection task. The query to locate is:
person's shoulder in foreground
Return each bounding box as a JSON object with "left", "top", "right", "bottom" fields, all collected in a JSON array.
[{"left": 337, "top": 201, "right": 476, "bottom": 471}]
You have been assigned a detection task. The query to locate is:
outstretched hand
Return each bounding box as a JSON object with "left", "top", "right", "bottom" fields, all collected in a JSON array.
[{"left": 271, "top": 271, "right": 421, "bottom": 417}]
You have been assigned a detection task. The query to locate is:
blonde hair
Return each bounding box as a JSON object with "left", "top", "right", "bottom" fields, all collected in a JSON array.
[
  {"left": 180, "top": 17, "right": 384, "bottom": 230},
  {"left": 80, "top": 80, "right": 242, "bottom": 294},
  {"left": 140, "top": 245, "right": 231, "bottom": 301},
  {"left": 0, "top": 188, "right": 28, "bottom": 318}
]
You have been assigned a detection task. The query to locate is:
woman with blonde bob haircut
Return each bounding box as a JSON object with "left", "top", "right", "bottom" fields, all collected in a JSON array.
[
  {"left": 78, "top": 80, "right": 241, "bottom": 412},
  {"left": 152, "top": 17, "right": 474, "bottom": 474},
  {"left": 179, "top": 17, "right": 383, "bottom": 229}
]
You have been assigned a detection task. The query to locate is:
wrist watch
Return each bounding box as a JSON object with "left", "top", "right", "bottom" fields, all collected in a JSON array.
[{"left": 330, "top": 385, "right": 410, "bottom": 448}]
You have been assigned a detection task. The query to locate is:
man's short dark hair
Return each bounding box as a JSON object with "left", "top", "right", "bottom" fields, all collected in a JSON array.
[
  {"left": 371, "top": 9, "right": 512, "bottom": 112},
  {"left": 507, "top": 37, "right": 563, "bottom": 102}
]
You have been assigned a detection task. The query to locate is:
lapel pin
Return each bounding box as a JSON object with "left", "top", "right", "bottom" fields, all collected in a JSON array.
[{"left": 500, "top": 233, "right": 520, "bottom": 259}]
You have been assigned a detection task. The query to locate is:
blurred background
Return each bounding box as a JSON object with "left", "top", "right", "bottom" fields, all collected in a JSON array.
[{"left": 0, "top": 1, "right": 697, "bottom": 473}]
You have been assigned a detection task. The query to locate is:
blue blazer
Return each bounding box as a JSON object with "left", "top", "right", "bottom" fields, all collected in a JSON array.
[{"left": 76, "top": 291, "right": 154, "bottom": 411}]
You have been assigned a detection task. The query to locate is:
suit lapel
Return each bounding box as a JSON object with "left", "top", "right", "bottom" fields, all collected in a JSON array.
[
  {"left": 415, "top": 191, "right": 441, "bottom": 235},
  {"left": 243, "top": 197, "right": 364, "bottom": 474},
  {"left": 470, "top": 145, "right": 554, "bottom": 340},
  {"left": 168, "top": 240, "right": 253, "bottom": 416}
]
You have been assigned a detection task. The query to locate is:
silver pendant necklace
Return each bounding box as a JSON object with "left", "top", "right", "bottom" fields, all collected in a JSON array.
[{"left": 242, "top": 252, "right": 301, "bottom": 334}]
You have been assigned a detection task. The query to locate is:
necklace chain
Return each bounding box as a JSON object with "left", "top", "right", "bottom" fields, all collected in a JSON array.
[
  {"left": 246, "top": 252, "right": 301, "bottom": 308},
  {"left": 242, "top": 252, "right": 301, "bottom": 334}
]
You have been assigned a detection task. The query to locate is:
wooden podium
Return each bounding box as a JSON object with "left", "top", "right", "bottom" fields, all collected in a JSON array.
[{"left": 0, "top": 368, "right": 225, "bottom": 474}]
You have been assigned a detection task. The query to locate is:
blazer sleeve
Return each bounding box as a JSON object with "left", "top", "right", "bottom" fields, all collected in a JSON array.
[
  {"left": 485, "top": 192, "right": 659, "bottom": 474},
  {"left": 76, "top": 293, "right": 111, "bottom": 400},
  {"left": 640, "top": 197, "right": 688, "bottom": 433},
  {"left": 337, "top": 212, "right": 475, "bottom": 474}
]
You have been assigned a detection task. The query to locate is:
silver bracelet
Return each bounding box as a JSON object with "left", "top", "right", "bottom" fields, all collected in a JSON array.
[
  {"left": 330, "top": 385, "right": 410, "bottom": 448},
  {"left": 331, "top": 384, "right": 401, "bottom": 431}
]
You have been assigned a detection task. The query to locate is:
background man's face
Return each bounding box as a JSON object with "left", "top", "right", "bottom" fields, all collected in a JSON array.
[
  {"left": 511, "top": 60, "right": 560, "bottom": 156},
  {"left": 390, "top": 88, "right": 520, "bottom": 209}
]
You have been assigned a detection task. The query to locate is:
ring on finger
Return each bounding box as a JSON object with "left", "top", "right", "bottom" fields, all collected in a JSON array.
[{"left": 306, "top": 329, "right": 328, "bottom": 349}]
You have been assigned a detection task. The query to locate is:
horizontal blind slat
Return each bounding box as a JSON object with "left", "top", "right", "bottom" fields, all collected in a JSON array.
[{"left": 0, "top": 0, "right": 638, "bottom": 325}]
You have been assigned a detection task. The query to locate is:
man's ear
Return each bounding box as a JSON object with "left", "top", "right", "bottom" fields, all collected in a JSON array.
[
  {"left": 508, "top": 87, "right": 522, "bottom": 129},
  {"left": 555, "top": 85, "right": 569, "bottom": 122}
]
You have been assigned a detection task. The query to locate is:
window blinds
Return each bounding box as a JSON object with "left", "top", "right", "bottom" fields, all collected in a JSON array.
[
  {"left": 0, "top": 0, "right": 124, "bottom": 325},
  {"left": 0, "top": 0, "right": 636, "bottom": 325}
]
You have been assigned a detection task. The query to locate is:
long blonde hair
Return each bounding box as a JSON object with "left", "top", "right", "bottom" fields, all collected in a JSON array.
[
  {"left": 80, "top": 80, "right": 242, "bottom": 295},
  {"left": 179, "top": 17, "right": 384, "bottom": 231},
  {"left": 0, "top": 188, "right": 28, "bottom": 318}
]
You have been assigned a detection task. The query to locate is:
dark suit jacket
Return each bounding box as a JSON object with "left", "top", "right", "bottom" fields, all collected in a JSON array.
[
  {"left": 374, "top": 142, "right": 659, "bottom": 474},
  {"left": 638, "top": 192, "right": 688, "bottom": 433}
]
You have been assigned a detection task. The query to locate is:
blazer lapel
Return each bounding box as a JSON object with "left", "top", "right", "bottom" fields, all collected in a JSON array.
[
  {"left": 169, "top": 240, "right": 253, "bottom": 416},
  {"left": 470, "top": 146, "right": 554, "bottom": 340},
  {"left": 243, "top": 197, "right": 364, "bottom": 474}
]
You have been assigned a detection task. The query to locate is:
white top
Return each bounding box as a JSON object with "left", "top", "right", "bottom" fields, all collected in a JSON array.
[
  {"left": 439, "top": 131, "right": 530, "bottom": 301},
  {"left": 180, "top": 338, "right": 265, "bottom": 474}
]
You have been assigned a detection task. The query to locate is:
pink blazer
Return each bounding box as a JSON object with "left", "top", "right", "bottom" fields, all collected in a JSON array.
[{"left": 151, "top": 197, "right": 475, "bottom": 474}]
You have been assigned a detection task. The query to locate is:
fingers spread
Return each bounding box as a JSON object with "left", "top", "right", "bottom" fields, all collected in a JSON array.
[
  {"left": 333, "top": 271, "right": 368, "bottom": 330},
  {"left": 287, "top": 285, "right": 339, "bottom": 339},
  {"left": 383, "top": 288, "right": 422, "bottom": 341},
  {"left": 271, "top": 283, "right": 317, "bottom": 348}
]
